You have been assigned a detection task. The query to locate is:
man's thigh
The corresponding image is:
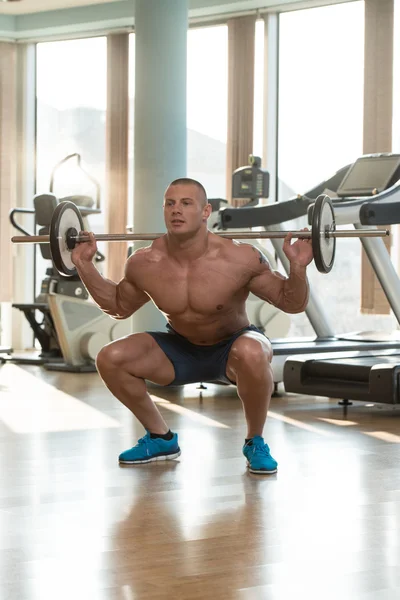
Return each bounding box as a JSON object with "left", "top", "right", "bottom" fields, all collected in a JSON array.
[{"left": 108, "top": 332, "right": 176, "bottom": 386}]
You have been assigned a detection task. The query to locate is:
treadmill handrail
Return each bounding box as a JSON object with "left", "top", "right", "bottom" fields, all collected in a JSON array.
[
  {"left": 219, "top": 196, "right": 315, "bottom": 229},
  {"left": 359, "top": 200, "right": 400, "bottom": 225}
]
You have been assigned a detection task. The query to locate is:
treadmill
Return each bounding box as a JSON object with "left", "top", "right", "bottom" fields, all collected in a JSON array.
[
  {"left": 284, "top": 153, "right": 400, "bottom": 405},
  {"left": 218, "top": 154, "right": 400, "bottom": 386}
]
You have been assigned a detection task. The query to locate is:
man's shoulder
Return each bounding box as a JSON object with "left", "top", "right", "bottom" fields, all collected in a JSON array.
[
  {"left": 126, "top": 237, "right": 167, "bottom": 269},
  {"left": 211, "top": 234, "right": 269, "bottom": 265}
]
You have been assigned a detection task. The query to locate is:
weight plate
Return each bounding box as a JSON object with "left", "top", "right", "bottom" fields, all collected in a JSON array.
[
  {"left": 50, "top": 201, "right": 84, "bottom": 277},
  {"left": 311, "top": 195, "right": 336, "bottom": 274}
]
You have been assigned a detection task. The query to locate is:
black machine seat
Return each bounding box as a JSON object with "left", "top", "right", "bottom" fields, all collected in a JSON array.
[{"left": 34, "top": 194, "right": 58, "bottom": 226}]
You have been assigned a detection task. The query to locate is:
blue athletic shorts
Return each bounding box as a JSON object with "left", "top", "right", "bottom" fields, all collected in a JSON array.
[{"left": 146, "top": 323, "right": 267, "bottom": 386}]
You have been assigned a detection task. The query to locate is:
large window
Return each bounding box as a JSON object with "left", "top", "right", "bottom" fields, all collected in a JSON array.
[
  {"left": 187, "top": 25, "right": 228, "bottom": 199},
  {"left": 36, "top": 37, "right": 107, "bottom": 294},
  {"left": 277, "top": 2, "right": 397, "bottom": 337}
]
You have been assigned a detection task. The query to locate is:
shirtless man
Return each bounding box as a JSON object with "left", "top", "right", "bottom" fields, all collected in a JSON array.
[{"left": 71, "top": 178, "right": 313, "bottom": 474}]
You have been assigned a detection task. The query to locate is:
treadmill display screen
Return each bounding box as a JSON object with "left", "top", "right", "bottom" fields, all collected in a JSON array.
[{"left": 336, "top": 154, "right": 400, "bottom": 197}]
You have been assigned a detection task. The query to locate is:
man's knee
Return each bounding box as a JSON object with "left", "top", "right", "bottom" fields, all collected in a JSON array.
[
  {"left": 96, "top": 334, "right": 147, "bottom": 373},
  {"left": 96, "top": 342, "right": 124, "bottom": 373},
  {"left": 229, "top": 335, "right": 273, "bottom": 372}
]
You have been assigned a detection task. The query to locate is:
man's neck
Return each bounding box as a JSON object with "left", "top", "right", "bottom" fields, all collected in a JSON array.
[{"left": 166, "top": 229, "right": 209, "bottom": 264}]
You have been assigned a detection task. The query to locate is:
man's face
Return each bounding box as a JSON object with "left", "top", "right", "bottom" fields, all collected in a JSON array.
[{"left": 163, "top": 184, "right": 211, "bottom": 235}]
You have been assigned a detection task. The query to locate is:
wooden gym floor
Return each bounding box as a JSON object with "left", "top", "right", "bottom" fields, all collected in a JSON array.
[{"left": 0, "top": 362, "right": 400, "bottom": 600}]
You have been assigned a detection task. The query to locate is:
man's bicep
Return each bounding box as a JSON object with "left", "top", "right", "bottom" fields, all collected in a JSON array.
[
  {"left": 115, "top": 274, "right": 150, "bottom": 317},
  {"left": 118, "top": 276, "right": 148, "bottom": 300},
  {"left": 245, "top": 246, "right": 286, "bottom": 305},
  {"left": 247, "top": 267, "right": 284, "bottom": 302}
]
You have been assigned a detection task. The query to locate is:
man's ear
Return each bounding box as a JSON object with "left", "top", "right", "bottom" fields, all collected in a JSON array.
[{"left": 203, "top": 203, "right": 212, "bottom": 221}]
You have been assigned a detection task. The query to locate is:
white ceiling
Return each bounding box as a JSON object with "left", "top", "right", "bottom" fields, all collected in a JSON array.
[
  {"left": 0, "top": 0, "right": 352, "bottom": 16},
  {"left": 0, "top": 0, "right": 123, "bottom": 15}
]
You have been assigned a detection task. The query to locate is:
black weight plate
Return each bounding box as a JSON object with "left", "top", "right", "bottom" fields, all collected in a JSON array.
[
  {"left": 49, "top": 201, "right": 84, "bottom": 277},
  {"left": 311, "top": 195, "right": 336, "bottom": 274}
]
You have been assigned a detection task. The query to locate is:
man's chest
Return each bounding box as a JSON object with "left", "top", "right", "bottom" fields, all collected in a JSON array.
[{"left": 135, "top": 259, "right": 249, "bottom": 314}]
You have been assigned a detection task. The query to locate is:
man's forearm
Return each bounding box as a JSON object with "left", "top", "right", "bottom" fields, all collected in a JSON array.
[
  {"left": 74, "top": 261, "right": 120, "bottom": 317},
  {"left": 281, "top": 262, "right": 310, "bottom": 313}
]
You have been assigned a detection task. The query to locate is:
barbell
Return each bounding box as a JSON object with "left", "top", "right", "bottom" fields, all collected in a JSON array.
[{"left": 11, "top": 194, "right": 389, "bottom": 277}]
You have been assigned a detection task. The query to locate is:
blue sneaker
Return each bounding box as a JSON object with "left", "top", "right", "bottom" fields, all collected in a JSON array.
[
  {"left": 119, "top": 431, "right": 181, "bottom": 465},
  {"left": 243, "top": 436, "right": 278, "bottom": 474}
]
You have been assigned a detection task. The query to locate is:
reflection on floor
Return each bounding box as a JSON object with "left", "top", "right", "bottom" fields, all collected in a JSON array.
[{"left": 0, "top": 363, "right": 400, "bottom": 600}]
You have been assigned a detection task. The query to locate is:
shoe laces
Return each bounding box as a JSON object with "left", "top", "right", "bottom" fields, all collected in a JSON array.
[
  {"left": 250, "top": 439, "right": 271, "bottom": 458},
  {"left": 137, "top": 432, "right": 153, "bottom": 456}
]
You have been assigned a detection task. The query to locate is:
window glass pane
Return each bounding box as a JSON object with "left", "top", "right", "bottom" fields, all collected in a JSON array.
[
  {"left": 187, "top": 25, "right": 228, "bottom": 199},
  {"left": 277, "top": 2, "right": 396, "bottom": 337},
  {"left": 278, "top": 2, "right": 364, "bottom": 197},
  {"left": 36, "top": 37, "right": 107, "bottom": 296}
]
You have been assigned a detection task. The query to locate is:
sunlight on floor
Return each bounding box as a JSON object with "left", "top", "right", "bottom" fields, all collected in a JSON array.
[
  {"left": 317, "top": 418, "right": 358, "bottom": 427},
  {"left": 0, "top": 364, "right": 120, "bottom": 433},
  {"left": 151, "top": 395, "right": 230, "bottom": 428},
  {"left": 268, "top": 410, "right": 333, "bottom": 436},
  {"left": 363, "top": 431, "right": 400, "bottom": 443}
]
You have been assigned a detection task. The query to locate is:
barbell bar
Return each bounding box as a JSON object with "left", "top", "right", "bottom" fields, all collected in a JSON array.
[
  {"left": 10, "top": 229, "right": 388, "bottom": 244},
  {"left": 10, "top": 195, "right": 390, "bottom": 277}
]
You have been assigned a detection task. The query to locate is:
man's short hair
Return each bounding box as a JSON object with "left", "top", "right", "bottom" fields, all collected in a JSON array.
[{"left": 168, "top": 178, "right": 208, "bottom": 204}]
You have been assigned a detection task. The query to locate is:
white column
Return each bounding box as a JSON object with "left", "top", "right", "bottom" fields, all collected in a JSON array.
[{"left": 132, "top": 0, "right": 188, "bottom": 332}]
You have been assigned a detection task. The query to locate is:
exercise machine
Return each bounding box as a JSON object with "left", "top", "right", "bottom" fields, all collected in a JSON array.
[
  {"left": 284, "top": 153, "right": 400, "bottom": 405},
  {"left": 9, "top": 153, "right": 131, "bottom": 372},
  {"left": 218, "top": 155, "right": 400, "bottom": 386}
]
